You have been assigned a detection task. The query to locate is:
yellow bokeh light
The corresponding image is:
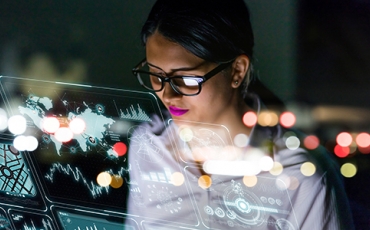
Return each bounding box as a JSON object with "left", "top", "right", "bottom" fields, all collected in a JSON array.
[
  {"left": 198, "top": 175, "right": 212, "bottom": 189},
  {"left": 269, "top": 161, "right": 283, "bottom": 176},
  {"left": 340, "top": 163, "right": 357, "bottom": 178},
  {"left": 300, "top": 162, "right": 316, "bottom": 177},
  {"left": 243, "top": 175, "right": 258, "bottom": 187},
  {"left": 97, "top": 172, "right": 112, "bottom": 187},
  {"left": 171, "top": 172, "right": 185, "bottom": 186},
  {"left": 258, "top": 111, "right": 279, "bottom": 127},
  {"left": 110, "top": 175, "right": 124, "bottom": 189},
  {"left": 179, "top": 126, "right": 193, "bottom": 142}
]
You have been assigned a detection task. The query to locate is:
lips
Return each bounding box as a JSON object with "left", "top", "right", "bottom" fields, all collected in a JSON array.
[{"left": 169, "top": 106, "right": 189, "bottom": 116}]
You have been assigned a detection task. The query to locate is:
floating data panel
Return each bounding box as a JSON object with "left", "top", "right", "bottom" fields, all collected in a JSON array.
[
  {"left": 0, "top": 76, "right": 165, "bottom": 229},
  {"left": 52, "top": 206, "right": 139, "bottom": 230},
  {"left": 0, "top": 143, "right": 46, "bottom": 211},
  {"left": 0, "top": 76, "right": 299, "bottom": 230},
  {"left": 9, "top": 209, "right": 56, "bottom": 230}
]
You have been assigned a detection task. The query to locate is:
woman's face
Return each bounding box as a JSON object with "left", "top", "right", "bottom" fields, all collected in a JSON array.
[{"left": 145, "top": 31, "right": 240, "bottom": 125}]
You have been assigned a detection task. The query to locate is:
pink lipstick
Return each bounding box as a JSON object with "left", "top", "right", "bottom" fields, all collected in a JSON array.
[{"left": 169, "top": 106, "right": 189, "bottom": 116}]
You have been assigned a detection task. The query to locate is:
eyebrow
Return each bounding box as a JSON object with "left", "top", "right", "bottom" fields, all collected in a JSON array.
[{"left": 147, "top": 61, "right": 204, "bottom": 74}]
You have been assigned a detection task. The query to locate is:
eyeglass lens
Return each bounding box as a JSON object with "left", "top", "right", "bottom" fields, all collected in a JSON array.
[{"left": 136, "top": 63, "right": 202, "bottom": 95}]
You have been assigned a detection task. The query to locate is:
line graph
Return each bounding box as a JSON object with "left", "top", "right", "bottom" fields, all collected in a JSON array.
[{"left": 44, "top": 163, "right": 129, "bottom": 199}]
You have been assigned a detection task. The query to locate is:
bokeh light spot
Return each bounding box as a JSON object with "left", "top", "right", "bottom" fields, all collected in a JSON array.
[
  {"left": 283, "top": 131, "right": 297, "bottom": 140},
  {"left": 110, "top": 175, "right": 124, "bottom": 188},
  {"left": 340, "top": 163, "right": 357, "bottom": 178},
  {"left": 0, "top": 108, "right": 8, "bottom": 131},
  {"left": 12, "top": 135, "right": 37, "bottom": 152},
  {"left": 110, "top": 175, "right": 123, "bottom": 188},
  {"left": 171, "top": 172, "right": 185, "bottom": 186},
  {"left": 285, "top": 136, "right": 300, "bottom": 150},
  {"left": 42, "top": 117, "right": 60, "bottom": 133},
  {"left": 303, "top": 135, "right": 320, "bottom": 150},
  {"left": 198, "top": 175, "right": 212, "bottom": 189},
  {"left": 259, "top": 156, "right": 274, "bottom": 171},
  {"left": 97, "top": 172, "right": 112, "bottom": 187},
  {"left": 280, "top": 111, "right": 296, "bottom": 128},
  {"left": 54, "top": 127, "right": 73, "bottom": 143},
  {"left": 179, "top": 126, "right": 193, "bottom": 142},
  {"left": 288, "top": 176, "right": 300, "bottom": 190},
  {"left": 8, "top": 115, "right": 27, "bottom": 135},
  {"left": 13, "top": 135, "right": 27, "bottom": 151},
  {"left": 258, "top": 111, "right": 279, "bottom": 127},
  {"left": 334, "top": 145, "right": 350, "bottom": 158},
  {"left": 358, "top": 145, "right": 370, "bottom": 154},
  {"left": 356, "top": 132, "right": 370, "bottom": 148},
  {"left": 69, "top": 117, "right": 86, "bottom": 134},
  {"left": 113, "top": 142, "right": 127, "bottom": 157},
  {"left": 300, "top": 162, "right": 316, "bottom": 176},
  {"left": 234, "top": 133, "right": 249, "bottom": 147},
  {"left": 336, "top": 132, "right": 352, "bottom": 147},
  {"left": 26, "top": 136, "right": 39, "bottom": 151},
  {"left": 269, "top": 161, "right": 283, "bottom": 176},
  {"left": 243, "top": 175, "right": 258, "bottom": 187},
  {"left": 243, "top": 111, "right": 257, "bottom": 127}
]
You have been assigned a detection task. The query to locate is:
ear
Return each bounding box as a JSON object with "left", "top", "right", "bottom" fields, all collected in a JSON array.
[{"left": 230, "top": 55, "right": 250, "bottom": 88}]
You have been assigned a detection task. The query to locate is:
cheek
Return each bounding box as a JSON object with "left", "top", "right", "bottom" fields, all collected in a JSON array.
[{"left": 155, "top": 92, "right": 165, "bottom": 103}]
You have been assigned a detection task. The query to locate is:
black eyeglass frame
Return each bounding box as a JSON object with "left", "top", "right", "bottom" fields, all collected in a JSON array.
[{"left": 132, "top": 58, "right": 235, "bottom": 96}]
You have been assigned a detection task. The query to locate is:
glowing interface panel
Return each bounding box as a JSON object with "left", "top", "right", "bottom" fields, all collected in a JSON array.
[
  {"left": 0, "top": 76, "right": 298, "bottom": 230},
  {"left": 0, "top": 76, "right": 163, "bottom": 229}
]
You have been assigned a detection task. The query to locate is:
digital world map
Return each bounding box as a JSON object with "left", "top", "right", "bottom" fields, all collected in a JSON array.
[{"left": 18, "top": 94, "right": 117, "bottom": 158}]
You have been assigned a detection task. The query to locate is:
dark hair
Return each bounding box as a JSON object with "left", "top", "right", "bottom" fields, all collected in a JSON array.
[{"left": 141, "top": 0, "right": 254, "bottom": 64}]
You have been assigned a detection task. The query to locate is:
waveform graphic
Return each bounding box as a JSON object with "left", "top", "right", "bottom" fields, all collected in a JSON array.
[
  {"left": 45, "top": 163, "right": 108, "bottom": 199},
  {"left": 45, "top": 163, "right": 130, "bottom": 199},
  {"left": 23, "top": 218, "right": 53, "bottom": 230},
  {"left": 120, "top": 104, "right": 152, "bottom": 122}
]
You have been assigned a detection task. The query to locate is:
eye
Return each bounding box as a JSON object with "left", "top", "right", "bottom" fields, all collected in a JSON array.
[{"left": 150, "top": 75, "right": 162, "bottom": 84}]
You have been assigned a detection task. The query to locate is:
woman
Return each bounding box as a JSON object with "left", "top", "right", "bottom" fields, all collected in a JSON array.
[{"left": 127, "top": 0, "right": 354, "bottom": 229}]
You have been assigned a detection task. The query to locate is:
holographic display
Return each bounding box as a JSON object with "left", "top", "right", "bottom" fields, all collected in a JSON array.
[
  {"left": 9, "top": 209, "right": 55, "bottom": 230},
  {"left": 0, "top": 76, "right": 164, "bottom": 229},
  {"left": 185, "top": 168, "right": 299, "bottom": 229},
  {"left": 54, "top": 207, "right": 138, "bottom": 230},
  {"left": 0, "top": 76, "right": 298, "bottom": 230},
  {"left": 0, "top": 208, "right": 11, "bottom": 230},
  {"left": 0, "top": 144, "right": 36, "bottom": 196}
]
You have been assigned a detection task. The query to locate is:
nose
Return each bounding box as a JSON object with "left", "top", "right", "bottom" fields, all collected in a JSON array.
[{"left": 161, "top": 82, "right": 182, "bottom": 103}]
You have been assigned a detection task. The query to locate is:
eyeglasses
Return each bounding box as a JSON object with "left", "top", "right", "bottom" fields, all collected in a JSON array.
[{"left": 132, "top": 59, "right": 234, "bottom": 96}]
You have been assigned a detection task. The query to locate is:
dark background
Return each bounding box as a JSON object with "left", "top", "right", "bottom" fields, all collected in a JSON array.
[{"left": 1, "top": 0, "right": 370, "bottom": 228}]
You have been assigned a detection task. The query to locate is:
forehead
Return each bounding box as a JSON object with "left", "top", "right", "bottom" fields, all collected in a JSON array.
[{"left": 145, "top": 31, "right": 206, "bottom": 70}]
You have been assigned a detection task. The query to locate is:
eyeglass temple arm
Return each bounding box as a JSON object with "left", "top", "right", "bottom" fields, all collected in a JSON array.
[{"left": 203, "top": 60, "right": 235, "bottom": 80}]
